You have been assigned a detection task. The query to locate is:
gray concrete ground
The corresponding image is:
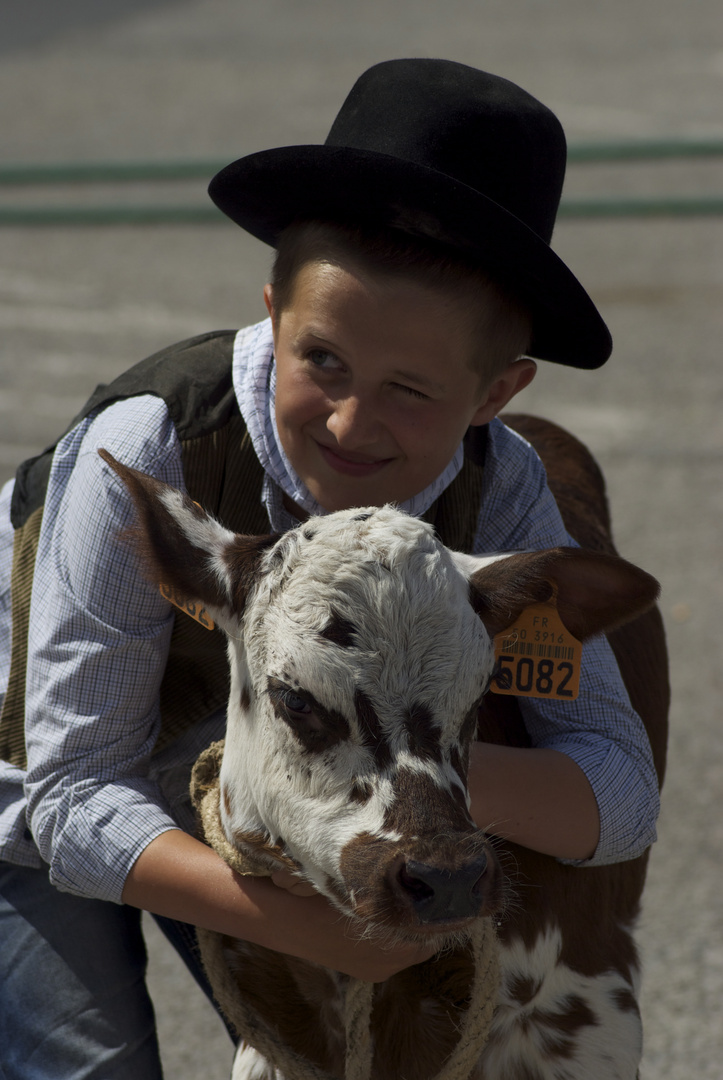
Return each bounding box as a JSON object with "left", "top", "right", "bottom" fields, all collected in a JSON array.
[{"left": 1, "top": 2, "right": 722, "bottom": 1077}]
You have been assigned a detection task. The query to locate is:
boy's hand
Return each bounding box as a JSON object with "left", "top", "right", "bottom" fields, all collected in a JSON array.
[
  {"left": 269, "top": 870, "right": 438, "bottom": 980},
  {"left": 256, "top": 880, "right": 437, "bottom": 981},
  {"left": 270, "top": 868, "right": 318, "bottom": 896}
]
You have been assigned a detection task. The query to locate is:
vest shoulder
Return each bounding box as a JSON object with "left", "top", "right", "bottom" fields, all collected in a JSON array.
[
  {"left": 11, "top": 330, "right": 240, "bottom": 529},
  {"left": 84, "top": 330, "right": 240, "bottom": 438}
]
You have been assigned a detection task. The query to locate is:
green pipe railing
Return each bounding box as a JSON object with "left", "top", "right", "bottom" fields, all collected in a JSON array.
[
  {"left": 560, "top": 197, "right": 723, "bottom": 218},
  {"left": 1, "top": 138, "right": 722, "bottom": 224},
  {"left": 0, "top": 161, "right": 222, "bottom": 186},
  {"left": 566, "top": 138, "right": 723, "bottom": 163},
  {"left": 0, "top": 205, "right": 227, "bottom": 226}
]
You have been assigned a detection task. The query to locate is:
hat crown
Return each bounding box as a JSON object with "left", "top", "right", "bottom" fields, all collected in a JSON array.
[
  {"left": 208, "top": 59, "right": 612, "bottom": 367},
  {"left": 325, "top": 59, "right": 567, "bottom": 244}
]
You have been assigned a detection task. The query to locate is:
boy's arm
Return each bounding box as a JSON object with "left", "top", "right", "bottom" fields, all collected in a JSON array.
[
  {"left": 514, "top": 632, "right": 659, "bottom": 865},
  {"left": 467, "top": 743, "right": 600, "bottom": 860},
  {"left": 24, "top": 397, "right": 188, "bottom": 901},
  {"left": 122, "top": 829, "right": 436, "bottom": 981}
]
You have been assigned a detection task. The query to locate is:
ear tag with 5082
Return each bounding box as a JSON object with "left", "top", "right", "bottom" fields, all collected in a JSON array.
[
  {"left": 158, "top": 583, "right": 215, "bottom": 630},
  {"left": 491, "top": 595, "right": 581, "bottom": 701}
]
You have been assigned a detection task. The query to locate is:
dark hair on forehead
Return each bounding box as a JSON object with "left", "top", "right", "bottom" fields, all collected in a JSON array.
[{"left": 269, "top": 219, "right": 532, "bottom": 379}]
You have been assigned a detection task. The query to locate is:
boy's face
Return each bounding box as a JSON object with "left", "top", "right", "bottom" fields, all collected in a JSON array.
[{"left": 267, "top": 258, "right": 534, "bottom": 513}]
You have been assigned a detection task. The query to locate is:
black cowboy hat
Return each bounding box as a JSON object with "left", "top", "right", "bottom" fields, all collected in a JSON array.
[{"left": 209, "top": 58, "right": 612, "bottom": 367}]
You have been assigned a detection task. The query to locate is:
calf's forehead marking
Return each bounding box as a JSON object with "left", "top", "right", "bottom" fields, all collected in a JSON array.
[
  {"left": 250, "top": 509, "right": 492, "bottom": 691},
  {"left": 319, "top": 609, "right": 358, "bottom": 648},
  {"left": 354, "top": 689, "right": 393, "bottom": 770},
  {"left": 237, "top": 506, "right": 494, "bottom": 778}
]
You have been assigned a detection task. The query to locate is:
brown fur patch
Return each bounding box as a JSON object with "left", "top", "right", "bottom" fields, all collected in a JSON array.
[
  {"left": 350, "top": 780, "right": 374, "bottom": 804},
  {"left": 369, "top": 939, "right": 478, "bottom": 1080},
  {"left": 384, "top": 767, "right": 476, "bottom": 838},
  {"left": 403, "top": 702, "right": 442, "bottom": 762},
  {"left": 537, "top": 994, "right": 598, "bottom": 1036},
  {"left": 220, "top": 938, "right": 346, "bottom": 1073},
  {"left": 354, "top": 689, "right": 393, "bottom": 770},
  {"left": 508, "top": 974, "right": 542, "bottom": 1006},
  {"left": 534, "top": 994, "right": 599, "bottom": 1060},
  {"left": 612, "top": 987, "right": 641, "bottom": 1014},
  {"left": 224, "top": 534, "right": 280, "bottom": 615},
  {"left": 319, "top": 609, "right": 358, "bottom": 648}
]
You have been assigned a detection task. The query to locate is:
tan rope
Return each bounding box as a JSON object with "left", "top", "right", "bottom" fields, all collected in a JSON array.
[
  {"left": 190, "top": 740, "right": 499, "bottom": 1080},
  {"left": 342, "top": 977, "right": 375, "bottom": 1080},
  {"left": 434, "top": 918, "right": 499, "bottom": 1080}
]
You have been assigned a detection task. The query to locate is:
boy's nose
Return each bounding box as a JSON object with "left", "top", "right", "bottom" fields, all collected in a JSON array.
[{"left": 327, "top": 395, "right": 380, "bottom": 448}]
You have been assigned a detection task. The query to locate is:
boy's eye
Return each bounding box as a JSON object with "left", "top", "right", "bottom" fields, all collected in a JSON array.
[
  {"left": 307, "top": 348, "right": 342, "bottom": 370},
  {"left": 395, "top": 382, "right": 430, "bottom": 401}
]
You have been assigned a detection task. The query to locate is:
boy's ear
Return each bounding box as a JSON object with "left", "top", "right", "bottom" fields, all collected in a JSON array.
[
  {"left": 263, "top": 283, "right": 275, "bottom": 322},
  {"left": 469, "top": 357, "right": 537, "bottom": 426}
]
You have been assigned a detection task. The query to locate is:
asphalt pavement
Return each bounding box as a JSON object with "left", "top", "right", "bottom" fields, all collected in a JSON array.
[{"left": 1, "top": 2, "right": 722, "bottom": 1077}]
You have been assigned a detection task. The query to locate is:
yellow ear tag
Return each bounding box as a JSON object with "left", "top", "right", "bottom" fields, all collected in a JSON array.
[
  {"left": 490, "top": 594, "right": 581, "bottom": 701},
  {"left": 159, "top": 583, "right": 215, "bottom": 630}
]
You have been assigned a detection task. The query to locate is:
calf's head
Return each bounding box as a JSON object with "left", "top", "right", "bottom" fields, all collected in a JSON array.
[{"left": 100, "top": 450, "right": 658, "bottom": 941}]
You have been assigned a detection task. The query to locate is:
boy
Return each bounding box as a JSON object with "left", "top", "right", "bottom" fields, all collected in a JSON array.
[{"left": 0, "top": 59, "right": 658, "bottom": 1079}]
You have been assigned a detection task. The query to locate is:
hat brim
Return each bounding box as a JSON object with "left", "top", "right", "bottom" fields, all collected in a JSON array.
[{"left": 209, "top": 145, "right": 612, "bottom": 368}]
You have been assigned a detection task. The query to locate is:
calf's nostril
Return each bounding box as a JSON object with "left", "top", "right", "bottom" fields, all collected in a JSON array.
[
  {"left": 395, "top": 854, "right": 488, "bottom": 922},
  {"left": 398, "top": 863, "right": 436, "bottom": 903}
]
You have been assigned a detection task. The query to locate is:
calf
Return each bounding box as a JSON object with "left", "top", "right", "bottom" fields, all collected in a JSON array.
[{"left": 100, "top": 415, "right": 666, "bottom": 1080}]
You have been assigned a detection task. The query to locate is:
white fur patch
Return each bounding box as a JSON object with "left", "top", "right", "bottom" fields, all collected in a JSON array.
[
  {"left": 479, "top": 925, "right": 642, "bottom": 1079},
  {"left": 231, "top": 1043, "right": 282, "bottom": 1080}
]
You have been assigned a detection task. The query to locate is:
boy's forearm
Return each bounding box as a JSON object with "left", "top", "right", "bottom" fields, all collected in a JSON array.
[
  {"left": 121, "top": 830, "right": 434, "bottom": 980},
  {"left": 468, "top": 742, "right": 600, "bottom": 861}
]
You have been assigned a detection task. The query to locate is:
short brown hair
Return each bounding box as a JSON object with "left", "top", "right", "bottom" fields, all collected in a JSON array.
[{"left": 269, "top": 220, "right": 532, "bottom": 381}]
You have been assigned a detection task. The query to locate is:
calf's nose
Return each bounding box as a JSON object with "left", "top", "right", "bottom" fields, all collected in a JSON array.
[{"left": 393, "top": 854, "right": 488, "bottom": 922}]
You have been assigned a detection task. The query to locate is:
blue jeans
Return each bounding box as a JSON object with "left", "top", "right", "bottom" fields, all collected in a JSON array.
[{"left": 0, "top": 861, "right": 234, "bottom": 1079}]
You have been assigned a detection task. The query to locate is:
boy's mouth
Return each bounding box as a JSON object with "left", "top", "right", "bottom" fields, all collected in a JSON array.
[{"left": 316, "top": 441, "right": 392, "bottom": 478}]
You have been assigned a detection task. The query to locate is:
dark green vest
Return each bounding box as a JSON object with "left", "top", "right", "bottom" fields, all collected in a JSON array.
[{"left": 0, "top": 331, "right": 486, "bottom": 769}]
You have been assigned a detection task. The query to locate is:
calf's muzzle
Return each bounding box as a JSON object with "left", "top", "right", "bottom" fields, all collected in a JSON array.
[{"left": 391, "top": 852, "right": 489, "bottom": 923}]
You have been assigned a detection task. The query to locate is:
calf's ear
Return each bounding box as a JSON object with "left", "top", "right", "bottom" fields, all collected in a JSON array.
[
  {"left": 98, "top": 449, "right": 277, "bottom": 624},
  {"left": 466, "top": 546, "right": 659, "bottom": 641}
]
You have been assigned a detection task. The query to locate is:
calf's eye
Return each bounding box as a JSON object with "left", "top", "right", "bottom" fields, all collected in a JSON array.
[
  {"left": 267, "top": 678, "right": 316, "bottom": 722},
  {"left": 266, "top": 675, "right": 350, "bottom": 751},
  {"left": 282, "top": 691, "right": 312, "bottom": 716}
]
